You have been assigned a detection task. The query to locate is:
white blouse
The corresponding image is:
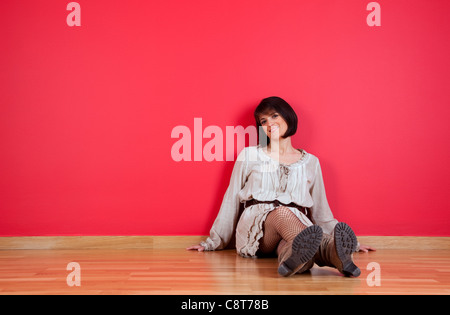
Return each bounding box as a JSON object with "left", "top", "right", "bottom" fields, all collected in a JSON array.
[{"left": 200, "top": 144, "right": 341, "bottom": 258}]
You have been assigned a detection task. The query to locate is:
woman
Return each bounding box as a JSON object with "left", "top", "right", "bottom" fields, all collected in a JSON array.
[{"left": 187, "top": 96, "right": 375, "bottom": 277}]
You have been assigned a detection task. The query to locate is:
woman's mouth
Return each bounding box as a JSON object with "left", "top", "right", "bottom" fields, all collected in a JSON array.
[{"left": 269, "top": 126, "right": 279, "bottom": 132}]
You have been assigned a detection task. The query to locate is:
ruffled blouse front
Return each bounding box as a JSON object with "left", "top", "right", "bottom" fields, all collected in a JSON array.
[{"left": 200, "top": 145, "right": 339, "bottom": 257}]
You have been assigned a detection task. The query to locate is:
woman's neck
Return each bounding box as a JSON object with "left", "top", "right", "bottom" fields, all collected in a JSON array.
[{"left": 267, "top": 137, "right": 294, "bottom": 156}]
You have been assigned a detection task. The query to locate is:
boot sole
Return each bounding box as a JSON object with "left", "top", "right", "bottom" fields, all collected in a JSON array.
[
  {"left": 334, "top": 222, "right": 361, "bottom": 277},
  {"left": 278, "top": 225, "right": 323, "bottom": 277}
]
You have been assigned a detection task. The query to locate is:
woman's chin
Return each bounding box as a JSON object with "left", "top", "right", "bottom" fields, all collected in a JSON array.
[{"left": 269, "top": 133, "right": 280, "bottom": 140}]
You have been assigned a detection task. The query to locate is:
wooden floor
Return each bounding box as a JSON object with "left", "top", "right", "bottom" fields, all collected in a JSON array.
[{"left": 1, "top": 248, "right": 449, "bottom": 295}]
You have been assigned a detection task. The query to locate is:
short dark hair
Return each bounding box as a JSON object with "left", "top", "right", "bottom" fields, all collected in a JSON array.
[{"left": 254, "top": 96, "right": 298, "bottom": 146}]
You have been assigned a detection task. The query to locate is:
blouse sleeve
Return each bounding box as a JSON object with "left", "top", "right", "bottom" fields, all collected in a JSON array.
[
  {"left": 309, "top": 158, "right": 339, "bottom": 235},
  {"left": 200, "top": 148, "right": 248, "bottom": 251}
]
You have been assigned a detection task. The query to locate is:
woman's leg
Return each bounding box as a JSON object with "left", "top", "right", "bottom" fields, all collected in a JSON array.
[
  {"left": 258, "top": 206, "right": 322, "bottom": 276},
  {"left": 314, "top": 222, "right": 361, "bottom": 277},
  {"left": 258, "top": 206, "right": 308, "bottom": 254}
]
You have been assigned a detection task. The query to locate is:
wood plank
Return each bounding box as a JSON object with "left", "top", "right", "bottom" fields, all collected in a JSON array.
[{"left": 0, "top": 248, "right": 449, "bottom": 294}]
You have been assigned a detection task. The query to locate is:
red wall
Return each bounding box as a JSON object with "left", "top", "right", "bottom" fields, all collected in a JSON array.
[{"left": 1, "top": 0, "right": 449, "bottom": 237}]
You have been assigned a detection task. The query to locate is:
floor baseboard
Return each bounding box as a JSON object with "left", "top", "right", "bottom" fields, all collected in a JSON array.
[
  {"left": 0, "top": 236, "right": 206, "bottom": 250},
  {"left": 0, "top": 235, "right": 449, "bottom": 250}
]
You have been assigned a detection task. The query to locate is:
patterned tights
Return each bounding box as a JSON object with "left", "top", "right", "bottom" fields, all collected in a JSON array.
[{"left": 258, "top": 206, "right": 308, "bottom": 255}]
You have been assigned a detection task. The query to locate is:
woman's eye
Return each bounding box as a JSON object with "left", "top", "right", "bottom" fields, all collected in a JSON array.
[{"left": 272, "top": 114, "right": 278, "bottom": 118}]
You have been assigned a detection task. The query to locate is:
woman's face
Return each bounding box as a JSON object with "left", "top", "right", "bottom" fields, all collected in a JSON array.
[{"left": 258, "top": 111, "right": 288, "bottom": 140}]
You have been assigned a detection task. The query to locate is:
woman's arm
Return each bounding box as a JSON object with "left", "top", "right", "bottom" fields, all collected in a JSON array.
[
  {"left": 187, "top": 147, "right": 248, "bottom": 252},
  {"left": 309, "top": 158, "right": 339, "bottom": 235}
]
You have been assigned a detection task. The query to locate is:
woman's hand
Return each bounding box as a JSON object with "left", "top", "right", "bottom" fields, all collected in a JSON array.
[
  {"left": 186, "top": 244, "right": 205, "bottom": 252},
  {"left": 358, "top": 244, "right": 376, "bottom": 253}
]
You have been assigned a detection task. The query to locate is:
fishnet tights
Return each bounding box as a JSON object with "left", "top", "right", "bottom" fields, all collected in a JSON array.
[{"left": 258, "top": 206, "right": 308, "bottom": 254}]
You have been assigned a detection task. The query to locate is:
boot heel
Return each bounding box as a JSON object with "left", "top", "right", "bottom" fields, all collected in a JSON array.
[
  {"left": 278, "top": 263, "right": 293, "bottom": 277},
  {"left": 342, "top": 262, "right": 361, "bottom": 278}
]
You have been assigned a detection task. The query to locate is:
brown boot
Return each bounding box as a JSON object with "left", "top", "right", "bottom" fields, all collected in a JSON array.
[
  {"left": 313, "top": 222, "right": 360, "bottom": 277},
  {"left": 277, "top": 225, "right": 323, "bottom": 277}
]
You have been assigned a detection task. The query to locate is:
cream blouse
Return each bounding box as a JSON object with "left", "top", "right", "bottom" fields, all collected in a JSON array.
[{"left": 200, "top": 145, "right": 343, "bottom": 258}]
